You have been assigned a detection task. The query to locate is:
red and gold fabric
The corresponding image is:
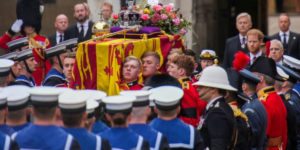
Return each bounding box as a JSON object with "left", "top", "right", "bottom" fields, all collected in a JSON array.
[
  {"left": 178, "top": 77, "right": 207, "bottom": 127},
  {"left": 257, "top": 86, "right": 287, "bottom": 150},
  {"left": 70, "top": 35, "right": 184, "bottom": 95}
]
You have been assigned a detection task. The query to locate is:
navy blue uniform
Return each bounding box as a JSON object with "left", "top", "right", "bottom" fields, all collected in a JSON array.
[
  {"left": 42, "top": 68, "right": 67, "bottom": 87},
  {"left": 92, "top": 120, "right": 109, "bottom": 134},
  {"left": 0, "top": 132, "right": 19, "bottom": 150},
  {"left": 64, "top": 127, "right": 111, "bottom": 150},
  {"left": 99, "top": 127, "right": 150, "bottom": 150},
  {"left": 129, "top": 124, "right": 169, "bottom": 150},
  {"left": 149, "top": 118, "right": 204, "bottom": 150},
  {"left": 14, "top": 75, "right": 36, "bottom": 87},
  {"left": 285, "top": 89, "right": 300, "bottom": 149},
  {"left": 12, "top": 124, "right": 80, "bottom": 150},
  {"left": 294, "top": 83, "right": 300, "bottom": 95},
  {"left": 241, "top": 94, "right": 268, "bottom": 150},
  {"left": 9, "top": 123, "right": 31, "bottom": 132},
  {"left": 0, "top": 125, "right": 15, "bottom": 136}
]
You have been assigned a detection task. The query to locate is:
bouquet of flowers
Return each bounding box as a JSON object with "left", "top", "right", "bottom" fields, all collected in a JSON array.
[{"left": 111, "top": 3, "right": 192, "bottom": 35}]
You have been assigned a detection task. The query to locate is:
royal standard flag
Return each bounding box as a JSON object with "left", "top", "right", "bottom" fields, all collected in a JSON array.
[{"left": 70, "top": 35, "right": 184, "bottom": 95}]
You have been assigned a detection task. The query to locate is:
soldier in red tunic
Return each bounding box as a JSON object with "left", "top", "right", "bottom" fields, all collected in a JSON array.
[
  {"left": 120, "top": 56, "right": 143, "bottom": 91},
  {"left": 0, "top": 0, "right": 51, "bottom": 86},
  {"left": 167, "top": 54, "right": 207, "bottom": 127},
  {"left": 250, "top": 56, "right": 288, "bottom": 150}
]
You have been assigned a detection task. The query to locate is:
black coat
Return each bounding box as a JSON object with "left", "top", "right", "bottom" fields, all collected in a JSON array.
[
  {"left": 269, "top": 32, "right": 300, "bottom": 59},
  {"left": 48, "top": 34, "right": 57, "bottom": 47},
  {"left": 199, "top": 97, "right": 236, "bottom": 150},
  {"left": 223, "top": 35, "right": 249, "bottom": 69},
  {"left": 64, "top": 21, "right": 94, "bottom": 43}
]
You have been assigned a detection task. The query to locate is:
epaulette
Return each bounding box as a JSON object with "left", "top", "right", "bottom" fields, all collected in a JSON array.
[
  {"left": 230, "top": 104, "right": 249, "bottom": 122},
  {"left": 194, "top": 72, "right": 202, "bottom": 81},
  {"left": 259, "top": 93, "right": 268, "bottom": 102},
  {"left": 182, "top": 82, "right": 189, "bottom": 89},
  {"left": 285, "top": 93, "right": 291, "bottom": 100}
]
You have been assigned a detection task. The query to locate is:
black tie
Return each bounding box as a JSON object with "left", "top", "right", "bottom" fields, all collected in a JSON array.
[
  {"left": 283, "top": 33, "right": 288, "bottom": 52},
  {"left": 79, "top": 25, "right": 84, "bottom": 40},
  {"left": 59, "top": 34, "right": 63, "bottom": 43},
  {"left": 252, "top": 56, "right": 257, "bottom": 64}
]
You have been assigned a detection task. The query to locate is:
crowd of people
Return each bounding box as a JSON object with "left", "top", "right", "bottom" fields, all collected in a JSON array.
[{"left": 0, "top": 1, "right": 300, "bottom": 150}]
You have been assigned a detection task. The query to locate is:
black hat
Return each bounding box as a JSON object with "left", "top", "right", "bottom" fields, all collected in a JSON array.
[
  {"left": 250, "top": 56, "right": 277, "bottom": 79},
  {"left": 17, "top": 0, "right": 44, "bottom": 34},
  {"left": 58, "top": 38, "right": 78, "bottom": 52},
  {"left": 6, "top": 37, "right": 28, "bottom": 51},
  {"left": 239, "top": 69, "right": 261, "bottom": 85},
  {"left": 277, "top": 64, "right": 300, "bottom": 83},
  {"left": 45, "top": 44, "right": 67, "bottom": 58}
]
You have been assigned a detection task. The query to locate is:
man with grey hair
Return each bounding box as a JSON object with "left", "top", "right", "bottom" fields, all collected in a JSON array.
[
  {"left": 270, "top": 13, "right": 300, "bottom": 59},
  {"left": 269, "top": 39, "right": 284, "bottom": 64},
  {"left": 223, "top": 12, "right": 252, "bottom": 69}
]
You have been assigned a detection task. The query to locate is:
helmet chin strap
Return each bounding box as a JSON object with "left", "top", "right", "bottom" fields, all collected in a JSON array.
[
  {"left": 56, "top": 55, "right": 63, "bottom": 70},
  {"left": 10, "top": 68, "right": 17, "bottom": 79},
  {"left": 23, "top": 60, "right": 33, "bottom": 74}
]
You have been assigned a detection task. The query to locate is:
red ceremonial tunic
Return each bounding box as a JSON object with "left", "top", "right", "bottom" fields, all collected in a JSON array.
[
  {"left": 179, "top": 77, "right": 207, "bottom": 127},
  {"left": 120, "top": 80, "right": 143, "bottom": 91},
  {"left": 0, "top": 32, "right": 51, "bottom": 86},
  {"left": 257, "top": 86, "right": 287, "bottom": 150}
]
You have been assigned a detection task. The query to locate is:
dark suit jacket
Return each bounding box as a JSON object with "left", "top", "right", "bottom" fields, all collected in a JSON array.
[
  {"left": 64, "top": 20, "right": 94, "bottom": 43},
  {"left": 270, "top": 32, "right": 300, "bottom": 59},
  {"left": 48, "top": 34, "right": 57, "bottom": 47},
  {"left": 223, "top": 35, "right": 249, "bottom": 69}
]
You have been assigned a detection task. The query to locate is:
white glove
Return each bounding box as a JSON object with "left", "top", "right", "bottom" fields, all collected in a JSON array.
[{"left": 11, "top": 19, "right": 23, "bottom": 33}]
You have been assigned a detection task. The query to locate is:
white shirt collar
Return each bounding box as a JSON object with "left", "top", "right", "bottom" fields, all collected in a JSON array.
[
  {"left": 205, "top": 96, "right": 222, "bottom": 110},
  {"left": 250, "top": 50, "right": 262, "bottom": 59},
  {"left": 279, "top": 30, "right": 290, "bottom": 36},
  {"left": 77, "top": 20, "right": 89, "bottom": 28}
]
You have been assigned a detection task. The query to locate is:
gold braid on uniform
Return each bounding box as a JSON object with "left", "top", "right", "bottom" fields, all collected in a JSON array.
[
  {"left": 28, "top": 37, "right": 47, "bottom": 60},
  {"left": 229, "top": 103, "right": 249, "bottom": 122}
]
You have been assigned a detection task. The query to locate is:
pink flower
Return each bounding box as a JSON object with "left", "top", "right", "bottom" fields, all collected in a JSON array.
[
  {"left": 113, "top": 14, "right": 118, "bottom": 20},
  {"left": 154, "top": 5, "right": 162, "bottom": 12},
  {"left": 164, "top": 5, "right": 173, "bottom": 13},
  {"left": 172, "top": 18, "right": 180, "bottom": 25},
  {"left": 152, "top": 13, "right": 160, "bottom": 23},
  {"left": 180, "top": 28, "right": 187, "bottom": 35},
  {"left": 141, "top": 14, "right": 150, "bottom": 21},
  {"left": 161, "top": 14, "right": 168, "bottom": 20}
]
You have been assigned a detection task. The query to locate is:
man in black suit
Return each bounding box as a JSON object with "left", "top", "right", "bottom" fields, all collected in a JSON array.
[
  {"left": 270, "top": 13, "right": 300, "bottom": 59},
  {"left": 223, "top": 12, "right": 252, "bottom": 69},
  {"left": 48, "top": 14, "right": 69, "bottom": 47},
  {"left": 64, "top": 3, "right": 94, "bottom": 43},
  {"left": 193, "top": 66, "right": 237, "bottom": 150}
]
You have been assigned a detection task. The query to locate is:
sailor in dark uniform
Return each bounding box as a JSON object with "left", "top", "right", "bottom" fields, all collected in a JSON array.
[
  {"left": 3, "top": 85, "right": 31, "bottom": 132},
  {"left": 149, "top": 86, "right": 204, "bottom": 150},
  {"left": 42, "top": 44, "right": 68, "bottom": 86},
  {"left": 11, "top": 86, "right": 81, "bottom": 150},
  {"left": 0, "top": 59, "right": 14, "bottom": 87},
  {"left": 0, "top": 52, "right": 22, "bottom": 86},
  {"left": 0, "top": 131, "right": 19, "bottom": 150},
  {"left": 193, "top": 66, "right": 236, "bottom": 150},
  {"left": 14, "top": 48, "right": 37, "bottom": 87},
  {"left": 120, "top": 90, "right": 169, "bottom": 150},
  {"left": 59, "top": 90, "right": 111, "bottom": 150},
  {"left": 99, "top": 95, "right": 150, "bottom": 150},
  {"left": 277, "top": 60, "right": 300, "bottom": 149},
  {"left": 239, "top": 69, "right": 268, "bottom": 150}
]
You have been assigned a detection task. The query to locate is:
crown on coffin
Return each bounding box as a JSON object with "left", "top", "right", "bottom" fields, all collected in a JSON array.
[{"left": 119, "top": 0, "right": 141, "bottom": 28}]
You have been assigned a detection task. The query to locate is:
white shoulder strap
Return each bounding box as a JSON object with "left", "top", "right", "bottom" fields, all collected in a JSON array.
[
  {"left": 4, "top": 135, "right": 11, "bottom": 150},
  {"left": 95, "top": 135, "right": 101, "bottom": 150},
  {"left": 136, "top": 136, "right": 143, "bottom": 150},
  {"left": 152, "top": 132, "right": 162, "bottom": 150},
  {"left": 64, "top": 134, "right": 73, "bottom": 150}
]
